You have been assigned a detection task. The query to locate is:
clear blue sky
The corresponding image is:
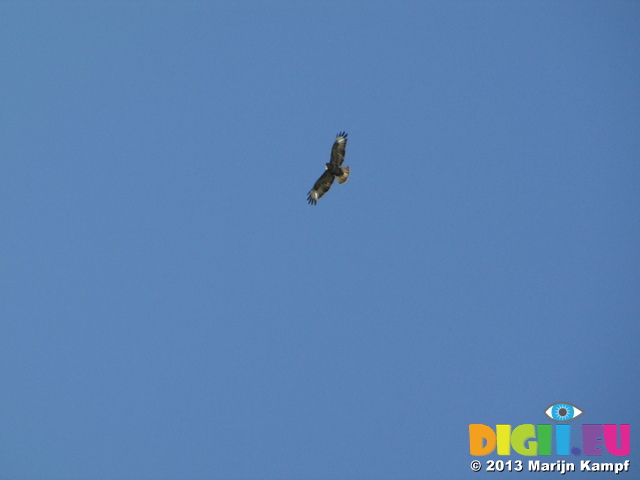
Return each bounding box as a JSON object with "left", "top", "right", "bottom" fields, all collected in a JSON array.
[{"left": 1, "top": 2, "right": 638, "bottom": 478}]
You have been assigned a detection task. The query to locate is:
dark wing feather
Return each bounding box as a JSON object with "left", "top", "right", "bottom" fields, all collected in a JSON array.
[
  {"left": 307, "top": 170, "right": 335, "bottom": 205},
  {"left": 329, "top": 132, "right": 348, "bottom": 167}
]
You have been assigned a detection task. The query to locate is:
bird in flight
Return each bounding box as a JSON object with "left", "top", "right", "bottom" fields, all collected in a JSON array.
[{"left": 307, "top": 132, "right": 350, "bottom": 205}]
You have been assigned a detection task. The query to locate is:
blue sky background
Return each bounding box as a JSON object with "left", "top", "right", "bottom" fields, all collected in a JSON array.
[{"left": 1, "top": 2, "right": 638, "bottom": 478}]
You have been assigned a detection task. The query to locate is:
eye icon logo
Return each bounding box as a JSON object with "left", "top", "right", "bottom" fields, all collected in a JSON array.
[{"left": 544, "top": 402, "right": 584, "bottom": 422}]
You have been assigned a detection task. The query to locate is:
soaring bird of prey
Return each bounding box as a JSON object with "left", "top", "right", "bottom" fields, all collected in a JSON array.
[{"left": 307, "top": 132, "right": 350, "bottom": 205}]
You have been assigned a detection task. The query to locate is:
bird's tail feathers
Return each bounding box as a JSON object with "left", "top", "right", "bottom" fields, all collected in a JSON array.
[{"left": 337, "top": 166, "right": 350, "bottom": 184}]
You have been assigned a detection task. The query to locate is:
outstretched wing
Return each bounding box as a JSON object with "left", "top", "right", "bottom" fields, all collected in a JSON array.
[
  {"left": 329, "top": 132, "right": 348, "bottom": 167},
  {"left": 307, "top": 170, "right": 335, "bottom": 205}
]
